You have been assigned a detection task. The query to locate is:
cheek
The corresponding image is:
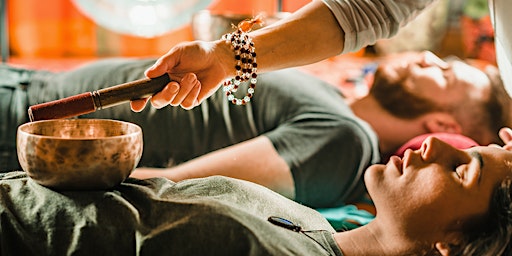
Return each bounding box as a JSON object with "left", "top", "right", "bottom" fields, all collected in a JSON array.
[
  {"left": 404, "top": 175, "right": 454, "bottom": 208},
  {"left": 363, "top": 166, "right": 399, "bottom": 203},
  {"left": 387, "top": 169, "right": 459, "bottom": 210},
  {"left": 364, "top": 169, "right": 460, "bottom": 227},
  {"left": 402, "top": 172, "right": 488, "bottom": 221}
]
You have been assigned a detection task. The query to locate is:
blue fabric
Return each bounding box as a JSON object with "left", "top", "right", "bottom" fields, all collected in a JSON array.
[{"left": 317, "top": 204, "right": 375, "bottom": 231}]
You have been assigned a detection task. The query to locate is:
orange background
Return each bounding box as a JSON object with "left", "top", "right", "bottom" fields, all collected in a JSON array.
[{"left": 5, "top": 0, "right": 309, "bottom": 58}]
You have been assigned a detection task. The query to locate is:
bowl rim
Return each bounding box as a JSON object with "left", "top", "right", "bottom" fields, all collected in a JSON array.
[{"left": 17, "top": 119, "right": 142, "bottom": 141}]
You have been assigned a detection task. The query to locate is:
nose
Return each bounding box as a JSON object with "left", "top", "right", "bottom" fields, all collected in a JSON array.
[
  {"left": 419, "top": 136, "right": 461, "bottom": 163},
  {"left": 418, "top": 51, "right": 449, "bottom": 69}
]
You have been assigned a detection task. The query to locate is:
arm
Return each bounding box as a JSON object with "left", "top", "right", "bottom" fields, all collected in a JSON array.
[
  {"left": 131, "top": 1, "right": 341, "bottom": 111},
  {"left": 247, "top": 0, "right": 345, "bottom": 72},
  {"left": 132, "top": 0, "right": 435, "bottom": 110},
  {"left": 130, "top": 135, "right": 296, "bottom": 199}
]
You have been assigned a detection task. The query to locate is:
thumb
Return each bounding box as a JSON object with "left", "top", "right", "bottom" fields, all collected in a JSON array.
[{"left": 145, "top": 52, "right": 178, "bottom": 78}]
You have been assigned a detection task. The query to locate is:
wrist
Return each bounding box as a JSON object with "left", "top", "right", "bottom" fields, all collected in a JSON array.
[
  {"left": 214, "top": 39, "right": 238, "bottom": 78},
  {"left": 218, "top": 18, "right": 260, "bottom": 105}
]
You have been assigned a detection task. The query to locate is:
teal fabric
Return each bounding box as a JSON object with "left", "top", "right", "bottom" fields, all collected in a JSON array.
[{"left": 317, "top": 205, "right": 375, "bottom": 231}]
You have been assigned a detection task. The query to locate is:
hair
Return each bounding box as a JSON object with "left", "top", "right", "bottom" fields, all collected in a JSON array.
[
  {"left": 371, "top": 62, "right": 512, "bottom": 145},
  {"left": 480, "top": 66, "right": 512, "bottom": 145},
  {"left": 449, "top": 178, "right": 512, "bottom": 255},
  {"left": 443, "top": 64, "right": 512, "bottom": 145},
  {"left": 398, "top": 178, "right": 512, "bottom": 256},
  {"left": 370, "top": 68, "right": 444, "bottom": 119}
]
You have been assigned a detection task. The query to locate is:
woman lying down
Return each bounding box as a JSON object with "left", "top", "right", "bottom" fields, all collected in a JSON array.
[{"left": 1, "top": 135, "right": 511, "bottom": 255}]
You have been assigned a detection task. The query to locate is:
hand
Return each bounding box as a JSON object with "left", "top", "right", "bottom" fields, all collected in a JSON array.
[
  {"left": 130, "top": 40, "right": 231, "bottom": 111},
  {"left": 499, "top": 127, "right": 512, "bottom": 151}
]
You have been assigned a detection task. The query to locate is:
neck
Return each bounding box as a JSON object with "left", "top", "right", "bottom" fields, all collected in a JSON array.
[
  {"left": 333, "top": 221, "right": 420, "bottom": 255},
  {"left": 350, "top": 96, "right": 429, "bottom": 159}
]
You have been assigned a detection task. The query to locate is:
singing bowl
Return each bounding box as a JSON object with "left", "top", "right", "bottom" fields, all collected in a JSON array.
[{"left": 17, "top": 119, "right": 143, "bottom": 190}]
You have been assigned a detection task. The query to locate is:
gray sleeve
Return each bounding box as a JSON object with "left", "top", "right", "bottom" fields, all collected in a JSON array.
[{"left": 321, "top": 0, "right": 435, "bottom": 53}]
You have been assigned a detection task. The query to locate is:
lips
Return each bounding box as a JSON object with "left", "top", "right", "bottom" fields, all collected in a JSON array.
[
  {"left": 397, "top": 149, "right": 415, "bottom": 175},
  {"left": 389, "top": 155, "right": 403, "bottom": 174}
]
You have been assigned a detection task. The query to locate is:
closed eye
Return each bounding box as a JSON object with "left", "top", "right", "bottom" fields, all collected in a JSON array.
[
  {"left": 454, "top": 169, "right": 461, "bottom": 179},
  {"left": 454, "top": 164, "right": 467, "bottom": 181},
  {"left": 454, "top": 151, "right": 483, "bottom": 185}
]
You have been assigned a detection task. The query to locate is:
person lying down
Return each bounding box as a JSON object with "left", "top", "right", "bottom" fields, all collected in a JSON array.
[
  {"left": 1, "top": 51, "right": 511, "bottom": 210},
  {"left": 1, "top": 135, "right": 511, "bottom": 255}
]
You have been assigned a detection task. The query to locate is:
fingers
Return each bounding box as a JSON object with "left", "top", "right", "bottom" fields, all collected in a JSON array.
[
  {"left": 149, "top": 73, "right": 201, "bottom": 109},
  {"left": 180, "top": 83, "right": 200, "bottom": 110},
  {"left": 499, "top": 127, "right": 512, "bottom": 142},
  {"left": 150, "top": 81, "right": 181, "bottom": 109},
  {"left": 130, "top": 52, "right": 176, "bottom": 112},
  {"left": 499, "top": 128, "right": 512, "bottom": 151},
  {"left": 130, "top": 98, "right": 149, "bottom": 112},
  {"left": 170, "top": 73, "right": 201, "bottom": 109}
]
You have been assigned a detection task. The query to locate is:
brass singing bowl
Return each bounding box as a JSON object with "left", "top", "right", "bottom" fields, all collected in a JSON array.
[{"left": 17, "top": 119, "right": 143, "bottom": 190}]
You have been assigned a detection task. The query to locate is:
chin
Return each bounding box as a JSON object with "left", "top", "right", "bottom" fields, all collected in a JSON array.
[{"left": 363, "top": 164, "right": 385, "bottom": 193}]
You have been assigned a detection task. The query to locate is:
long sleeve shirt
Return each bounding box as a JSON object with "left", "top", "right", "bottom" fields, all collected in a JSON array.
[
  {"left": 489, "top": 0, "right": 512, "bottom": 95},
  {"left": 322, "top": 0, "right": 435, "bottom": 53}
]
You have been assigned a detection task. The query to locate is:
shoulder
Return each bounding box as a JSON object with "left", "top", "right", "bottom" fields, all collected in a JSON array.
[
  {"left": 258, "top": 69, "right": 341, "bottom": 96},
  {"left": 254, "top": 69, "right": 349, "bottom": 112}
]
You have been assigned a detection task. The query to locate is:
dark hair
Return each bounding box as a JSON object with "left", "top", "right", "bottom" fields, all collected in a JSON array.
[
  {"left": 451, "top": 178, "right": 512, "bottom": 255},
  {"left": 370, "top": 68, "right": 443, "bottom": 119},
  {"left": 444, "top": 64, "right": 512, "bottom": 145},
  {"left": 371, "top": 61, "right": 512, "bottom": 145},
  {"left": 481, "top": 67, "right": 512, "bottom": 145}
]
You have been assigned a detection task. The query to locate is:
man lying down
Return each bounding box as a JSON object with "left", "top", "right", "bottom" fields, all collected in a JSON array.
[
  {"left": 1, "top": 134, "right": 512, "bottom": 255},
  {"left": 1, "top": 51, "right": 511, "bottom": 211}
]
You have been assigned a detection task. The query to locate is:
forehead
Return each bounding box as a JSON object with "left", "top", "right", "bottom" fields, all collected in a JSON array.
[
  {"left": 450, "top": 61, "right": 491, "bottom": 98},
  {"left": 438, "top": 65, "right": 490, "bottom": 108},
  {"left": 376, "top": 56, "right": 492, "bottom": 100}
]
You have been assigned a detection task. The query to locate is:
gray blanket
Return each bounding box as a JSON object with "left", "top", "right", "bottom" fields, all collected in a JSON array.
[{"left": 0, "top": 172, "right": 342, "bottom": 256}]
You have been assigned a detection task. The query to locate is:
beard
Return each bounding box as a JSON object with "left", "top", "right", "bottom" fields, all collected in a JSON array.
[{"left": 370, "top": 69, "right": 444, "bottom": 119}]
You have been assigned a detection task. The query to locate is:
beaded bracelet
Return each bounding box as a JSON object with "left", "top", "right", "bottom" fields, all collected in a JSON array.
[{"left": 221, "top": 16, "right": 263, "bottom": 105}]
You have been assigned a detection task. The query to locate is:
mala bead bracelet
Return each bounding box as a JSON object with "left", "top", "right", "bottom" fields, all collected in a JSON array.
[{"left": 221, "top": 16, "right": 263, "bottom": 105}]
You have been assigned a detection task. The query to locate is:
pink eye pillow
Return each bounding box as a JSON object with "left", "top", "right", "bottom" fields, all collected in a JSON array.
[{"left": 394, "top": 133, "right": 479, "bottom": 158}]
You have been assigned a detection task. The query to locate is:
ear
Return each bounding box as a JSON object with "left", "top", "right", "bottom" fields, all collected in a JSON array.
[
  {"left": 435, "top": 242, "right": 452, "bottom": 256},
  {"left": 423, "top": 113, "right": 462, "bottom": 134},
  {"left": 434, "top": 232, "right": 463, "bottom": 256}
]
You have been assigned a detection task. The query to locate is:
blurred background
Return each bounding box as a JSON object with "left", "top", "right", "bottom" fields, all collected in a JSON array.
[
  {"left": 0, "top": 0, "right": 496, "bottom": 65},
  {"left": 1, "top": 0, "right": 306, "bottom": 58}
]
